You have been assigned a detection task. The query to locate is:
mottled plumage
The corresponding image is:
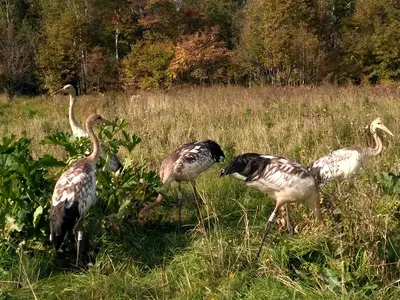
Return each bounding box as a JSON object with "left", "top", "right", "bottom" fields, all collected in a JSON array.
[
  {"left": 223, "top": 154, "right": 323, "bottom": 259},
  {"left": 309, "top": 118, "right": 393, "bottom": 185},
  {"left": 242, "top": 156, "right": 317, "bottom": 198},
  {"left": 52, "top": 84, "right": 123, "bottom": 172},
  {"left": 49, "top": 114, "right": 113, "bottom": 263},
  {"left": 138, "top": 139, "right": 225, "bottom": 224},
  {"left": 161, "top": 139, "right": 225, "bottom": 185},
  {"left": 50, "top": 161, "right": 96, "bottom": 250}
]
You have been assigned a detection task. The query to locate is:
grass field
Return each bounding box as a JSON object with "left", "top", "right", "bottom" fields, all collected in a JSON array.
[{"left": 1, "top": 85, "right": 400, "bottom": 299}]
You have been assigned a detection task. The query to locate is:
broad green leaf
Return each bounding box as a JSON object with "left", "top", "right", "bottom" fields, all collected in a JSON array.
[{"left": 33, "top": 206, "right": 44, "bottom": 228}]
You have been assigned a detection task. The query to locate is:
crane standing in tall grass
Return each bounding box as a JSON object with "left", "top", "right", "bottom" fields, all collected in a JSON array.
[
  {"left": 49, "top": 114, "right": 113, "bottom": 267},
  {"left": 138, "top": 140, "right": 225, "bottom": 226},
  {"left": 309, "top": 117, "right": 394, "bottom": 185},
  {"left": 221, "top": 153, "right": 294, "bottom": 235},
  {"left": 221, "top": 154, "right": 323, "bottom": 260},
  {"left": 52, "top": 84, "right": 123, "bottom": 172}
]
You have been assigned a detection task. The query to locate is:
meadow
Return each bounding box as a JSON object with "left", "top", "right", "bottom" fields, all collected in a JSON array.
[{"left": 1, "top": 85, "right": 400, "bottom": 299}]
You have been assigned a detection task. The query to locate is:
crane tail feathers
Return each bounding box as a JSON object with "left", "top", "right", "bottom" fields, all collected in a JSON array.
[{"left": 49, "top": 201, "right": 80, "bottom": 250}]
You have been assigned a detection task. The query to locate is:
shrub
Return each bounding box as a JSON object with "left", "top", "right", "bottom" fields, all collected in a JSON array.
[
  {"left": 0, "top": 118, "right": 160, "bottom": 260},
  {"left": 122, "top": 37, "right": 175, "bottom": 90},
  {"left": 169, "top": 27, "right": 231, "bottom": 84}
]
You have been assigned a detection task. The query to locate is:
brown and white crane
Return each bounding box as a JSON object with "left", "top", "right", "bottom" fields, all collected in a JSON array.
[
  {"left": 221, "top": 153, "right": 294, "bottom": 235},
  {"left": 309, "top": 117, "right": 394, "bottom": 185},
  {"left": 52, "top": 84, "right": 123, "bottom": 172},
  {"left": 222, "top": 154, "right": 323, "bottom": 260},
  {"left": 49, "top": 113, "right": 113, "bottom": 267},
  {"left": 138, "top": 139, "right": 225, "bottom": 226}
]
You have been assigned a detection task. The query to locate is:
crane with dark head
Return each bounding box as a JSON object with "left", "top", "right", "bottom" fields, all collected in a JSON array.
[
  {"left": 138, "top": 139, "right": 225, "bottom": 227},
  {"left": 222, "top": 154, "right": 323, "bottom": 260}
]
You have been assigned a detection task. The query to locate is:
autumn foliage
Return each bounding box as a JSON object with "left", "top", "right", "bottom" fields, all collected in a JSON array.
[
  {"left": 0, "top": 0, "right": 400, "bottom": 97},
  {"left": 169, "top": 27, "right": 231, "bottom": 84}
]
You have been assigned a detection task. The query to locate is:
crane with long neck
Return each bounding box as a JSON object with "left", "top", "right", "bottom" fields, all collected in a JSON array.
[
  {"left": 50, "top": 114, "right": 113, "bottom": 267},
  {"left": 52, "top": 84, "right": 123, "bottom": 172},
  {"left": 309, "top": 117, "right": 394, "bottom": 185}
]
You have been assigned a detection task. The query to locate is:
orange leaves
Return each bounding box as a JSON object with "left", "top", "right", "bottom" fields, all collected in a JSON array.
[{"left": 169, "top": 27, "right": 231, "bottom": 83}]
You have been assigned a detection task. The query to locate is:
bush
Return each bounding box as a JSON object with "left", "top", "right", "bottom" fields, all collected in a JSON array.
[
  {"left": 122, "top": 37, "right": 175, "bottom": 90},
  {"left": 169, "top": 27, "right": 231, "bottom": 84},
  {"left": 0, "top": 118, "right": 160, "bottom": 261}
]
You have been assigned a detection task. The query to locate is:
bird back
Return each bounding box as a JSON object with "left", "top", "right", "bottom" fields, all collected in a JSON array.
[{"left": 50, "top": 160, "right": 96, "bottom": 249}]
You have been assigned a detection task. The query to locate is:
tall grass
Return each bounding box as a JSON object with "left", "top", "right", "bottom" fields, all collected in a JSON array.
[{"left": 1, "top": 85, "right": 400, "bottom": 299}]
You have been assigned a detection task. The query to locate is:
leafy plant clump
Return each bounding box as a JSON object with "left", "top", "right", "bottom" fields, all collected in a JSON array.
[{"left": 0, "top": 118, "right": 160, "bottom": 268}]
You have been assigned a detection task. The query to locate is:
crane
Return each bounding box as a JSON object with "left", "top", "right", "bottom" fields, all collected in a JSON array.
[
  {"left": 222, "top": 154, "right": 323, "bottom": 260},
  {"left": 138, "top": 139, "right": 225, "bottom": 227},
  {"left": 221, "top": 153, "right": 294, "bottom": 235},
  {"left": 309, "top": 117, "right": 394, "bottom": 185},
  {"left": 51, "top": 84, "right": 123, "bottom": 172},
  {"left": 49, "top": 113, "right": 113, "bottom": 267}
]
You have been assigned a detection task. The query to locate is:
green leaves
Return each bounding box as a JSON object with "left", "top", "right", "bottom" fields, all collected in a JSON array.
[
  {"left": 98, "top": 117, "right": 142, "bottom": 154},
  {"left": 1, "top": 117, "right": 160, "bottom": 258},
  {"left": 33, "top": 206, "right": 44, "bottom": 228},
  {"left": 375, "top": 172, "right": 400, "bottom": 196}
]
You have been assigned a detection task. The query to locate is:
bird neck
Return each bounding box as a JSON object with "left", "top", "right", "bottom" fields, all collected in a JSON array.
[
  {"left": 86, "top": 120, "right": 101, "bottom": 163},
  {"left": 140, "top": 194, "right": 163, "bottom": 216},
  {"left": 69, "top": 95, "right": 85, "bottom": 134},
  {"left": 370, "top": 131, "right": 383, "bottom": 157}
]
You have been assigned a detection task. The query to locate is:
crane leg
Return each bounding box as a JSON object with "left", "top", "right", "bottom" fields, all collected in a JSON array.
[
  {"left": 255, "top": 205, "right": 279, "bottom": 261},
  {"left": 74, "top": 217, "right": 85, "bottom": 268},
  {"left": 285, "top": 205, "right": 294, "bottom": 236},
  {"left": 191, "top": 180, "right": 205, "bottom": 205},
  {"left": 177, "top": 183, "right": 183, "bottom": 230},
  {"left": 190, "top": 181, "right": 202, "bottom": 219},
  {"left": 76, "top": 230, "right": 83, "bottom": 267}
]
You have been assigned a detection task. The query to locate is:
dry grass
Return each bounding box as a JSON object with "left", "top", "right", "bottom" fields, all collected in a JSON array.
[
  {"left": 1, "top": 84, "right": 400, "bottom": 299},
  {"left": 2, "top": 84, "right": 399, "bottom": 165}
]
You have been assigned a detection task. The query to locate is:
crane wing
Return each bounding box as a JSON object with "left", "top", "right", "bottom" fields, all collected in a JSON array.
[{"left": 309, "top": 149, "right": 361, "bottom": 184}]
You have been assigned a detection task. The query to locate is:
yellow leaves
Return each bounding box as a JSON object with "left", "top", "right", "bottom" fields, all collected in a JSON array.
[
  {"left": 169, "top": 27, "right": 231, "bottom": 82},
  {"left": 229, "top": 273, "right": 235, "bottom": 279}
]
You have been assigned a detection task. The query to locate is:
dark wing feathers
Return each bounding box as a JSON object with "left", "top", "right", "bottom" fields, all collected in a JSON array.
[
  {"left": 243, "top": 156, "right": 272, "bottom": 182},
  {"left": 220, "top": 153, "right": 261, "bottom": 177},
  {"left": 197, "top": 140, "right": 225, "bottom": 162},
  {"left": 107, "top": 153, "right": 124, "bottom": 172},
  {"left": 173, "top": 139, "right": 225, "bottom": 163},
  {"left": 308, "top": 166, "right": 323, "bottom": 185},
  {"left": 49, "top": 200, "right": 80, "bottom": 250}
]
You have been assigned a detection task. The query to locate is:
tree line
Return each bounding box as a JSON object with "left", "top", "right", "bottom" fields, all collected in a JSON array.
[{"left": 0, "top": 0, "right": 399, "bottom": 99}]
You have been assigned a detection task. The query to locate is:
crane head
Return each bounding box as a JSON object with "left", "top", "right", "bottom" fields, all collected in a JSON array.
[
  {"left": 51, "top": 84, "right": 76, "bottom": 97},
  {"left": 370, "top": 117, "right": 394, "bottom": 136},
  {"left": 86, "top": 114, "right": 113, "bottom": 127}
]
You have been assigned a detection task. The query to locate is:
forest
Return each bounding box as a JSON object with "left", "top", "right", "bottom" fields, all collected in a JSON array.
[{"left": 1, "top": 0, "right": 399, "bottom": 99}]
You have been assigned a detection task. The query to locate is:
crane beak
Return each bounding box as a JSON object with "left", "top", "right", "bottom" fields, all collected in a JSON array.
[
  {"left": 51, "top": 88, "right": 63, "bottom": 96},
  {"left": 101, "top": 118, "right": 114, "bottom": 126},
  {"left": 379, "top": 124, "right": 394, "bottom": 136}
]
